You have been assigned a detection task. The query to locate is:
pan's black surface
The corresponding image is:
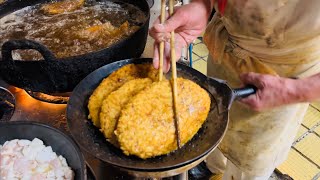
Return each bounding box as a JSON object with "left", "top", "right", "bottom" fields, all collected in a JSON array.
[
  {"left": 0, "top": 121, "right": 86, "bottom": 179},
  {"left": 0, "top": 0, "right": 150, "bottom": 93},
  {"left": 67, "top": 58, "right": 231, "bottom": 171}
]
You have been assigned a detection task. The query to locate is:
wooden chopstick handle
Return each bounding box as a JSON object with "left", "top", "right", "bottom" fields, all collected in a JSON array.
[{"left": 158, "top": 0, "right": 166, "bottom": 81}]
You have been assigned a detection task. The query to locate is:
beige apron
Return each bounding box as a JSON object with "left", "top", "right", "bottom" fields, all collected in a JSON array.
[{"left": 204, "top": 0, "right": 320, "bottom": 176}]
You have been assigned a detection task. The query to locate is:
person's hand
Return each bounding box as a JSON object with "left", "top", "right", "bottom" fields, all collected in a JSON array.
[
  {"left": 149, "top": 0, "right": 212, "bottom": 72},
  {"left": 239, "top": 73, "right": 306, "bottom": 111}
]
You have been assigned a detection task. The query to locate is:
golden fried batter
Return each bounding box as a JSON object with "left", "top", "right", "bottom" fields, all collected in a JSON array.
[
  {"left": 78, "top": 21, "right": 117, "bottom": 41},
  {"left": 88, "top": 64, "right": 158, "bottom": 127},
  {"left": 99, "top": 78, "right": 152, "bottom": 146},
  {"left": 41, "top": 0, "right": 84, "bottom": 15},
  {"left": 115, "top": 78, "right": 210, "bottom": 159},
  {"left": 78, "top": 21, "right": 135, "bottom": 42}
]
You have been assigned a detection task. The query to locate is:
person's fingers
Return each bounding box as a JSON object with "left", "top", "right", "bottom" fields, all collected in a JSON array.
[
  {"left": 155, "top": 24, "right": 171, "bottom": 40},
  {"left": 240, "top": 95, "right": 256, "bottom": 105},
  {"left": 162, "top": 41, "right": 184, "bottom": 73},
  {"left": 149, "top": 24, "right": 171, "bottom": 43},
  {"left": 239, "top": 94, "right": 262, "bottom": 111},
  {"left": 153, "top": 42, "right": 171, "bottom": 73},
  {"left": 163, "top": 42, "right": 171, "bottom": 73},
  {"left": 153, "top": 12, "right": 170, "bottom": 26},
  {"left": 150, "top": 9, "right": 186, "bottom": 35},
  {"left": 173, "top": 44, "right": 182, "bottom": 63},
  {"left": 240, "top": 72, "right": 258, "bottom": 84},
  {"left": 149, "top": 11, "right": 170, "bottom": 42},
  {"left": 164, "top": 58, "right": 171, "bottom": 73},
  {"left": 153, "top": 43, "right": 160, "bottom": 69},
  {"left": 153, "top": 23, "right": 166, "bottom": 32},
  {"left": 240, "top": 72, "right": 265, "bottom": 89},
  {"left": 162, "top": 9, "right": 186, "bottom": 33},
  {"left": 177, "top": 31, "right": 198, "bottom": 45},
  {"left": 154, "top": 39, "right": 183, "bottom": 73}
]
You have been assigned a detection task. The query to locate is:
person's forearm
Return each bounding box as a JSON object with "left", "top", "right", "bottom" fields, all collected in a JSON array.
[{"left": 298, "top": 73, "right": 320, "bottom": 102}]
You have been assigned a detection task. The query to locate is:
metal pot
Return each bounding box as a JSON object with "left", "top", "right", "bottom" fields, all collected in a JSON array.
[{"left": 0, "top": 0, "right": 151, "bottom": 93}]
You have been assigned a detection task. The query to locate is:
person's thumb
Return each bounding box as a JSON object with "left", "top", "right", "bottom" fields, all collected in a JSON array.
[
  {"left": 154, "top": 11, "right": 185, "bottom": 33},
  {"left": 164, "top": 14, "right": 184, "bottom": 32}
]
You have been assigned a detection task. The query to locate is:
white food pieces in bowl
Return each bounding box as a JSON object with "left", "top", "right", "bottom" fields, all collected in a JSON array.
[{"left": 0, "top": 138, "right": 74, "bottom": 180}]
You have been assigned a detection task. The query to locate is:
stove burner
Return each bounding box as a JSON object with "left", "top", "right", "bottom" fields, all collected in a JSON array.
[
  {"left": 0, "top": 87, "right": 15, "bottom": 121},
  {"left": 26, "top": 91, "right": 70, "bottom": 104}
]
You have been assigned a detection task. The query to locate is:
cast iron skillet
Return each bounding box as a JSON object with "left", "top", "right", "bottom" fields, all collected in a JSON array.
[
  {"left": 66, "top": 58, "right": 255, "bottom": 171},
  {"left": 0, "top": 121, "right": 86, "bottom": 179},
  {"left": 0, "top": 0, "right": 150, "bottom": 93}
]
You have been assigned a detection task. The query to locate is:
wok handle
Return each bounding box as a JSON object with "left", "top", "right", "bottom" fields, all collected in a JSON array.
[
  {"left": 233, "top": 85, "right": 257, "bottom": 99},
  {"left": 1, "top": 39, "right": 56, "bottom": 61}
]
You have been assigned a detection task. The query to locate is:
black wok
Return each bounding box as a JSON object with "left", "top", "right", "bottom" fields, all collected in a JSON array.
[
  {"left": 66, "top": 58, "right": 255, "bottom": 172},
  {"left": 0, "top": 121, "right": 86, "bottom": 179},
  {"left": 0, "top": 0, "right": 150, "bottom": 93}
]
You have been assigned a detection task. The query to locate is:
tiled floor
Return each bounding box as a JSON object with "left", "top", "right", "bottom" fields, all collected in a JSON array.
[
  {"left": 189, "top": 38, "right": 208, "bottom": 75},
  {"left": 191, "top": 37, "right": 320, "bottom": 180}
]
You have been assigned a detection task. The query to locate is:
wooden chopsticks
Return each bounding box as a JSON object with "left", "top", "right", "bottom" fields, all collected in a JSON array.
[
  {"left": 158, "top": 0, "right": 166, "bottom": 81},
  {"left": 158, "top": 0, "right": 181, "bottom": 149},
  {"left": 169, "top": 0, "right": 181, "bottom": 149}
]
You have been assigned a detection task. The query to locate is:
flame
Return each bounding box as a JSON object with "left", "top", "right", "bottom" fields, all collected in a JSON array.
[{"left": 8, "top": 86, "right": 69, "bottom": 132}]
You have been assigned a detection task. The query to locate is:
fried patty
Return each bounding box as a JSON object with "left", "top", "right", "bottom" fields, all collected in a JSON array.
[
  {"left": 88, "top": 64, "right": 158, "bottom": 127},
  {"left": 99, "top": 78, "right": 152, "bottom": 146},
  {"left": 115, "top": 78, "right": 211, "bottom": 159},
  {"left": 41, "top": 0, "right": 84, "bottom": 15}
]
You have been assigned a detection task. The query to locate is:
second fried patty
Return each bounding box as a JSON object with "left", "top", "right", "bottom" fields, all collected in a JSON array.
[{"left": 99, "top": 78, "right": 152, "bottom": 146}]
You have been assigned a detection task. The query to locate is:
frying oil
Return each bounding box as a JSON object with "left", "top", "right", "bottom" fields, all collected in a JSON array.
[{"left": 0, "top": 1, "right": 146, "bottom": 60}]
